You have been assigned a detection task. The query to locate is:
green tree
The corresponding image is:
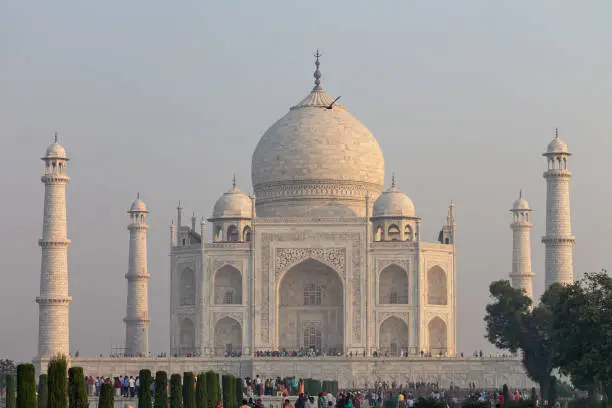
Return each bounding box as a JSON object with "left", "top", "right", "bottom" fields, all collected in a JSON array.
[
  {"left": 0, "top": 360, "right": 16, "bottom": 391},
  {"left": 6, "top": 374, "right": 16, "bottom": 408},
  {"left": 204, "top": 371, "right": 220, "bottom": 408},
  {"left": 548, "top": 271, "right": 612, "bottom": 402},
  {"left": 234, "top": 377, "right": 242, "bottom": 407},
  {"left": 183, "top": 373, "right": 196, "bottom": 408},
  {"left": 154, "top": 371, "right": 169, "bottom": 408},
  {"left": 68, "top": 367, "right": 88, "bottom": 408},
  {"left": 484, "top": 280, "right": 559, "bottom": 401},
  {"left": 502, "top": 384, "right": 509, "bottom": 405},
  {"left": 98, "top": 383, "right": 114, "bottom": 408},
  {"left": 221, "top": 374, "right": 235, "bottom": 408},
  {"left": 48, "top": 356, "right": 68, "bottom": 408},
  {"left": 139, "top": 370, "right": 153, "bottom": 408},
  {"left": 170, "top": 374, "right": 183, "bottom": 408},
  {"left": 16, "top": 364, "right": 37, "bottom": 408},
  {"left": 38, "top": 374, "right": 49, "bottom": 408},
  {"left": 195, "top": 373, "right": 207, "bottom": 408}
]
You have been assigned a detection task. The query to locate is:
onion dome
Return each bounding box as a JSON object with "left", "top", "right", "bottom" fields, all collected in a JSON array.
[
  {"left": 129, "top": 193, "right": 148, "bottom": 213},
  {"left": 212, "top": 178, "right": 253, "bottom": 219},
  {"left": 251, "top": 51, "right": 384, "bottom": 217},
  {"left": 372, "top": 175, "right": 416, "bottom": 218},
  {"left": 512, "top": 190, "right": 531, "bottom": 211},
  {"left": 545, "top": 129, "right": 570, "bottom": 155},
  {"left": 44, "top": 133, "right": 68, "bottom": 159}
]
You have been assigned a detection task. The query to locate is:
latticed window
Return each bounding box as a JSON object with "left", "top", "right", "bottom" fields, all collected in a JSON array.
[
  {"left": 390, "top": 343, "right": 398, "bottom": 356},
  {"left": 390, "top": 291, "right": 399, "bottom": 304},
  {"left": 303, "top": 282, "right": 322, "bottom": 305},
  {"left": 303, "top": 324, "right": 322, "bottom": 349},
  {"left": 223, "top": 291, "right": 234, "bottom": 304}
]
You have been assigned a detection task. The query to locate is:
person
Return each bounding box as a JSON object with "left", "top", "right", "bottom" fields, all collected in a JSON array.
[
  {"left": 241, "top": 400, "right": 250, "bottom": 408},
  {"left": 295, "top": 393, "right": 306, "bottom": 408},
  {"left": 215, "top": 401, "right": 223, "bottom": 408},
  {"left": 283, "top": 399, "right": 293, "bottom": 408},
  {"left": 306, "top": 396, "right": 316, "bottom": 408}
]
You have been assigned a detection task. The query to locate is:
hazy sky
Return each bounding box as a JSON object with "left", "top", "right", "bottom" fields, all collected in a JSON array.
[{"left": 1, "top": 1, "right": 611, "bottom": 362}]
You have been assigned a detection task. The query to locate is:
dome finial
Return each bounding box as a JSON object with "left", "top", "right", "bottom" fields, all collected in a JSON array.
[
  {"left": 519, "top": 189, "right": 522, "bottom": 199},
  {"left": 391, "top": 172, "right": 396, "bottom": 188},
  {"left": 555, "top": 127, "right": 559, "bottom": 139},
  {"left": 232, "top": 173, "right": 236, "bottom": 188},
  {"left": 137, "top": 192, "right": 140, "bottom": 200},
  {"left": 313, "top": 49, "right": 322, "bottom": 91},
  {"left": 53, "top": 132, "right": 58, "bottom": 144}
]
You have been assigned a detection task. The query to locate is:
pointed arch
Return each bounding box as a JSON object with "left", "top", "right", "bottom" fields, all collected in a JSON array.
[
  {"left": 388, "top": 224, "right": 400, "bottom": 241},
  {"left": 227, "top": 225, "right": 239, "bottom": 242},
  {"left": 214, "top": 265, "right": 242, "bottom": 304},
  {"left": 179, "top": 267, "right": 196, "bottom": 306},
  {"left": 404, "top": 224, "right": 413, "bottom": 241},
  {"left": 374, "top": 225, "right": 383, "bottom": 242},
  {"left": 214, "top": 316, "right": 242, "bottom": 356},
  {"left": 179, "top": 317, "right": 195, "bottom": 355},
  {"left": 243, "top": 226, "right": 252, "bottom": 242},
  {"left": 428, "top": 317, "right": 447, "bottom": 355},
  {"left": 427, "top": 266, "right": 447, "bottom": 305},
  {"left": 379, "top": 264, "right": 408, "bottom": 304},
  {"left": 277, "top": 258, "right": 343, "bottom": 354},
  {"left": 379, "top": 316, "right": 409, "bottom": 356}
]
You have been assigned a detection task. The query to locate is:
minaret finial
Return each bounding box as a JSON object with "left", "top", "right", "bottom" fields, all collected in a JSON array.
[
  {"left": 519, "top": 189, "right": 522, "bottom": 199},
  {"left": 555, "top": 127, "right": 559, "bottom": 139},
  {"left": 232, "top": 173, "right": 236, "bottom": 188},
  {"left": 137, "top": 192, "right": 140, "bottom": 200},
  {"left": 391, "top": 172, "right": 396, "bottom": 188},
  {"left": 313, "top": 49, "right": 322, "bottom": 91},
  {"left": 53, "top": 132, "right": 58, "bottom": 143}
]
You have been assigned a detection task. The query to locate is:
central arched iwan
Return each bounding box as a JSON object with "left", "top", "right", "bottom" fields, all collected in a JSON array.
[{"left": 277, "top": 258, "right": 343, "bottom": 354}]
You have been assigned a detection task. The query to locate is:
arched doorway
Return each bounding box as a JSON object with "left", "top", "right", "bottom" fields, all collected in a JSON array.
[
  {"left": 214, "top": 317, "right": 242, "bottom": 356},
  {"left": 428, "top": 317, "right": 447, "bottom": 355},
  {"left": 179, "top": 268, "right": 196, "bottom": 306},
  {"left": 278, "top": 258, "right": 343, "bottom": 355},
  {"left": 379, "top": 264, "right": 408, "bottom": 304},
  {"left": 379, "top": 316, "right": 409, "bottom": 356},
  {"left": 214, "top": 265, "right": 242, "bottom": 304},
  {"left": 427, "top": 266, "right": 447, "bottom": 305},
  {"left": 179, "top": 318, "right": 195, "bottom": 356}
]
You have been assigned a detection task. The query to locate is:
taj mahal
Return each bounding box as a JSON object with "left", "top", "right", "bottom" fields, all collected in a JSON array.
[{"left": 32, "top": 54, "right": 575, "bottom": 388}]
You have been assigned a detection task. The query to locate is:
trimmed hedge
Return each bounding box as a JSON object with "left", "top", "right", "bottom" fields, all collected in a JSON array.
[
  {"left": 98, "top": 383, "right": 114, "bottom": 408},
  {"left": 170, "top": 374, "right": 183, "bottom": 408},
  {"left": 6, "top": 374, "right": 16, "bottom": 408},
  {"left": 16, "top": 364, "right": 37, "bottom": 408},
  {"left": 154, "top": 372, "right": 169, "bottom": 408},
  {"left": 183, "top": 372, "right": 196, "bottom": 408},
  {"left": 204, "top": 371, "right": 220, "bottom": 408},
  {"left": 68, "top": 367, "right": 88, "bottom": 408},
  {"left": 196, "top": 373, "right": 207, "bottom": 408},
  {"left": 48, "top": 356, "right": 68, "bottom": 408},
  {"left": 38, "top": 374, "right": 49, "bottom": 408},
  {"left": 234, "top": 377, "right": 243, "bottom": 407},
  {"left": 221, "top": 374, "right": 235, "bottom": 408},
  {"left": 139, "top": 370, "right": 153, "bottom": 408}
]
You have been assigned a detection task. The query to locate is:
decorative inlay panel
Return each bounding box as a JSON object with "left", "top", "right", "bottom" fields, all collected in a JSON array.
[
  {"left": 213, "top": 260, "right": 243, "bottom": 273},
  {"left": 213, "top": 311, "right": 244, "bottom": 325},
  {"left": 275, "top": 248, "right": 345, "bottom": 279}
]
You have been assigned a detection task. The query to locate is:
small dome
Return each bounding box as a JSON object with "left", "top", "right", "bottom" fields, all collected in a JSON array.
[
  {"left": 512, "top": 197, "right": 530, "bottom": 210},
  {"left": 45, "top": 142, "right": 67, "bottom": 159},
  {"left": 129, "top": 197, "right": 148, "bottom": 213},
  {"left": 372, "top": 184, "right": 415, "bottom": 218},
  {"left": 212, "top": 185, "right": 252, "bottom": 219},
  {"left": 545, "top": 130, "right": 569, "bottom": 154}
]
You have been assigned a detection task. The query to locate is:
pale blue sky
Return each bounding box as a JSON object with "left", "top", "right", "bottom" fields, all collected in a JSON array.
[{"left": 1, "top": 1, "right": 611, "bottom": 361}]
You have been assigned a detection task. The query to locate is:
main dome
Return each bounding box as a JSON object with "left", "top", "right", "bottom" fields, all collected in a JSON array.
[{"left": 251, "top": 57, "right": 384, "bottom": 217}]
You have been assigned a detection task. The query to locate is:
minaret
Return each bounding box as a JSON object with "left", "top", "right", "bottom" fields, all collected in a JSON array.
[
  {"left": 510, "top": 191, "right": 535, "bottom": 300},
  {"left": 542, "top": 129, "right": 575, "bottom": 287},
  {"left": 124, "top": 193, "right": 151, "bottom": 356},
  {"left": 37, "top": 133, "right": 72, "bottom": 358}
]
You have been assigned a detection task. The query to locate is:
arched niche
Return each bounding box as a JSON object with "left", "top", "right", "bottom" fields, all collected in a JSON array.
[
  {"left": 379, "top": 316, "right": 409, "bottom": 356},
  {"left": 428, "top": 317, "right": 447, "bottom": 355},
  {"left": 179, "top": 317, "right": 195, "bottom": 356},
  {"left": 427, "top": 266, "right": 448, "bottom": 305},
  {"left": 227, "top": 225, "right": 239, "bottom": 242},
  {"left": 214, "top": 316, "right": 242, "bottom": 356},
  {"left": 179, "top": 268, "right": 196, "bottom": 306},
  {"left": 277, "top": 258, "right": 343, "bottom": 354},
  {"left": 214, "top": 265, "right": 242, "bottom": 305},
  {"left": 388, "top": 224, "right": 400, "bottom": 241},
  {"left": 243, "top": 226, "right": 252, "bottom": 242},
  {"left": 379, "top": 264, "right": 409, "bottom": 304}
]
